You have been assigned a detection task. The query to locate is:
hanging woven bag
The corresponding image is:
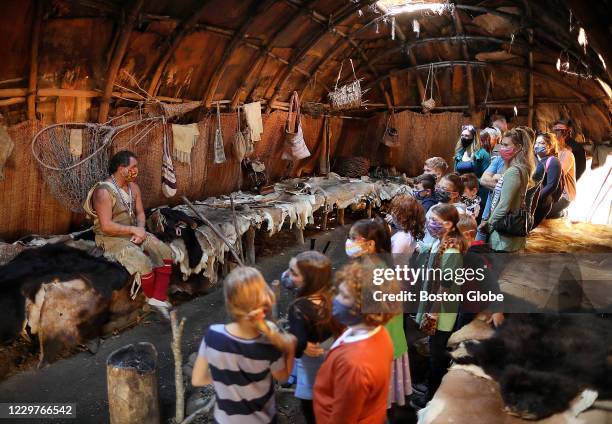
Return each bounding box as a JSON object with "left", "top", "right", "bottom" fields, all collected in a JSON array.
[{"left": 282, "top": 91, "right": 310, "bottom": 160}]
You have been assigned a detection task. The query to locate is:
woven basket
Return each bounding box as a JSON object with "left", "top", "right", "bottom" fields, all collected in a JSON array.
[{"left": 333, "top": 156, "right": 371, "bottom": 178}]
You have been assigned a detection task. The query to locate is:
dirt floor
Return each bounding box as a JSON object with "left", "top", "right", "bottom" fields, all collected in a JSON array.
[
  {"left": 0, "top": 214, "right": 610, "bottom": 423},
  {"left": 0, "top": 211, "right": 421, "bottom": 424}
]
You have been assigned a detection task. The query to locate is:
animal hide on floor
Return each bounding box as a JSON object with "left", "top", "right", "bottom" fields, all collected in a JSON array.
[
  {"left": 452, "top": 314, "right": 611, "bottom": 420},
  {"left": 0, "top": 244, "right": 131, "bottom": 364}
]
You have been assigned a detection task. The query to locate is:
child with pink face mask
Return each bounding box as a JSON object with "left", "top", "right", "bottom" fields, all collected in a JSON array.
[{"left": 344, "top": 218, "right": 412, "bottom": 411}]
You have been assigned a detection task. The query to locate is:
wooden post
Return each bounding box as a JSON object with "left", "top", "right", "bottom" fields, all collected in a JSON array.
[
  {"left": 366, "top": 202, "right": 372, "bottom": 218},
  {"left": 170, "top": 310, "right": 186, "bottom": 424},
  {"left": 454, "top": 10, "right": 476, "bottom": 115},
  {"left": 27, "top": 0, "right": 43, "bottom": 120},
  {"left": 245, "top": 226, "right": 256, "bottom": 265},
  {"left": 107, "top": 342, "right": 160, "bottom": 424},
  {"left": 294, "top": 226, "right": 304, "bottom": 245},
  {"left": 98, "top": 0, "right": 145, "bottom": 123},
  {"left": 321, "top": 210, "right": 329, "bottom": 231},
  {"left": 337, "top": 208, "right": 345, "bottom": 226}
]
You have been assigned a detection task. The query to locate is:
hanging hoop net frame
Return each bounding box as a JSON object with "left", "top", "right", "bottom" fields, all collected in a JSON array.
[{"left": 31, "top": 117, "right": 161, "bottom": 212}]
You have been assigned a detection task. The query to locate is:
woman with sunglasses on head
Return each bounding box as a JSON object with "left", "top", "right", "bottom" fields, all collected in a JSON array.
[
  {"left": 478, "top": 128, "right": 536, "bottom": 252},
  {"left": 454, "top": 125, "right": 491, "bottom": 179}
]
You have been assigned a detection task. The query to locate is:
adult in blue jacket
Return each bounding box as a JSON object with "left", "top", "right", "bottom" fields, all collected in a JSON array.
[{"left": 454, "top": 125, "right": 491, "bottom": 179}]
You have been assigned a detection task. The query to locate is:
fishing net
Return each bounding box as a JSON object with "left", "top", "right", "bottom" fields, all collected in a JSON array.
[{"left": 31, "top": 118, "right": 161, "bottom": 212}]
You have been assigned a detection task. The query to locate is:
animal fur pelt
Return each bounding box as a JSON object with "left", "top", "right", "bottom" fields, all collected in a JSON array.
[
  {"left": 454, "top": 314, "right": 612, "bottom": 420},
  {"left": 147, "top": 208, "right": 203, "bottom": 269},
  {"left": 0, "top": 244, "right": 129, "bottom": 343}
]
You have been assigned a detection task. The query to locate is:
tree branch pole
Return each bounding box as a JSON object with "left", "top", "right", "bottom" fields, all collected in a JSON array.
[
  {"left": 182, "top": 196, "right": 244, "bottom": 266},
  {"left": 170, "top": 309, "right": 186, "bottom": 423}
]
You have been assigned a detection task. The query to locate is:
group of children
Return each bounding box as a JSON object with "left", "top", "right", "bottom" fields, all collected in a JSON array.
[
  {"left": 189, "top": 117, "right": 586, "bottom": 423},
  {"left": 191, "top": 199, "right": 501, "bottom": 422}
]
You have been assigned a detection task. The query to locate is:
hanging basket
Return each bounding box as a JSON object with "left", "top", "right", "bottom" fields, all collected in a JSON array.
[
  {"left": 334, "top": 156, "right": 371, "bottom": 178},
  {"left": 328, "top": 59, "right": 364, "bottom": 110}
]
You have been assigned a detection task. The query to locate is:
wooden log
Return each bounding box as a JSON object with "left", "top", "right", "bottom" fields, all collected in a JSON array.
[
  {"left": 106, "top": 342, "right": 160, "bottom": 424},
  {"left": 337, "top": 208, "right": 345, "bottom": 226},
  {"left": 453, "top": 10, "right": 476, "bottom": 115},
  {"left": 27, "top": 0, "right": 43, "bottom": 120},
  {"left": 524, "top": 1, "right": 535, "bottom": 128},
  {"left": 294, "top": 226, "right": 304, "bottom": 245},
  {"left": 366, "top": 202, "right": 372, "bottom": 218},
  {"left": 245, "top": 226, "right": 256, "bottom": 265}
]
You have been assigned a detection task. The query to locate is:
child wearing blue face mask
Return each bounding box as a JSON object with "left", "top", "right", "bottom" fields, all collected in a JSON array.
[
  {"left": 343, "top": 219, "right": 412, "bottom": 410},
  {"left": 280, "top": 251, "right": 342, "bottom": 424},
  {"left": 313, "top": 261, "right": 396, "bottom": 424},
  {"left": 414, "top": 173, "right": 438, "bottom": 213}
]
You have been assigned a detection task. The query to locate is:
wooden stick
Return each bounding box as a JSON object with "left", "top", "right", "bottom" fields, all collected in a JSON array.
[
  {"left": 182, "top": 196, "right": 244, "bottom": 266},
  {"left": 170, "top": 310, "right": 186, "bottom": 423}
]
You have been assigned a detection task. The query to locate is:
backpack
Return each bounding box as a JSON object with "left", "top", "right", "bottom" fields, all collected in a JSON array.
[{"left": 545, "top": 156, "right": 565, "bottom": 203}]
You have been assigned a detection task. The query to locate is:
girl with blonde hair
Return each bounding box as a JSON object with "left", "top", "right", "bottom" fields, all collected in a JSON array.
[{"left": 192, "top": 267, "right": 296, "bottom": 424}]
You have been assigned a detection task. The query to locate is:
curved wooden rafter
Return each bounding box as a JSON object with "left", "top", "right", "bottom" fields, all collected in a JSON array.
[
  {"left": 265, "top": 0, "right": 377, "bottom": 113},
  {"left": 202, "top": 0, "right": 274, "bottom": 108},
  {"left": 365, "top": 60, "right": 609, "bottom": 121},
  {"left": 145, "top": 0, "right": 213, "bottom": 97},
  {"left": 230, "top": 0, "right": 319, "bottom": 109},
  {"left": 97, "top": 0, "right": 145, "bottom": 123}
]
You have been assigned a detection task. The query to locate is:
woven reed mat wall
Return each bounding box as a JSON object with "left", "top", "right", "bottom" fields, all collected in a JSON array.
[
  {"left": 0, "top": 120, "right": 72, "bottom": 240},
  {"left": 385, "top": 110, "right": 467, "bottom": 176},
  {"left": 0, "top": 113, "right": 349, "bottom": 240}
]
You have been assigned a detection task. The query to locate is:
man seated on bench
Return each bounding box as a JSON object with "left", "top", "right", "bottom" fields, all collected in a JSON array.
[{"left": 84, "top": 150, "right": 174, "bottom": 316}]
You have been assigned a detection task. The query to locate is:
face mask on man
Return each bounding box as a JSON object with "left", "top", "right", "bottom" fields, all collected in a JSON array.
[
  {"left": 345, "top": 239, "right": 364, "bottom": 258},
  {"left": 332, "top": 298, "right": 362, "bottom": 326},
  {"left": 125, "top": 169, "right": 138, "bottom": 182}
]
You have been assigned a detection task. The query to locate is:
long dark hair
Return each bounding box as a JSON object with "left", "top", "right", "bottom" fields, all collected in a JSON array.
[
  {"left": 350, "top": 217, "right": 392, "bottom": 253},
  {"left": 290, "top": 251, "right": 338, "bottom": 332}
]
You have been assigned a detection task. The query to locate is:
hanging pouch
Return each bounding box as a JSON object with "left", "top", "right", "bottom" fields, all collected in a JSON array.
[{"left": 282, "top": 91, "right": 310, "bottom": 160}]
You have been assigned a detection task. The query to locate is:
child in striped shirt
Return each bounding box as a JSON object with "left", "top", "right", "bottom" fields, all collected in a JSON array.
[{"left": 192, "top": 267, "right": 296, "bottom": 424}]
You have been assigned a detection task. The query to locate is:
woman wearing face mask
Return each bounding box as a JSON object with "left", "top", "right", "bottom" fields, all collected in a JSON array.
[
  {"left": 478, "top": 128, "right": 536, "bottom": 252},
  {"left": 313, "top": 261, "right": 397, "bottom": 424},
  {"left": 454, "top": 125, "right": 491, "bottom": 178},
  {"left": 411, "top": 204, "right": 468, "bottom": 410},
  {"left": 532, "top": 133, "right": 563, "bottom": 229},
  {"left": 281, "top": 251, "right": 342, "bottom": 424},
  {"left": 344, "top": 219, "right": 412, "bottom": 411}
]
